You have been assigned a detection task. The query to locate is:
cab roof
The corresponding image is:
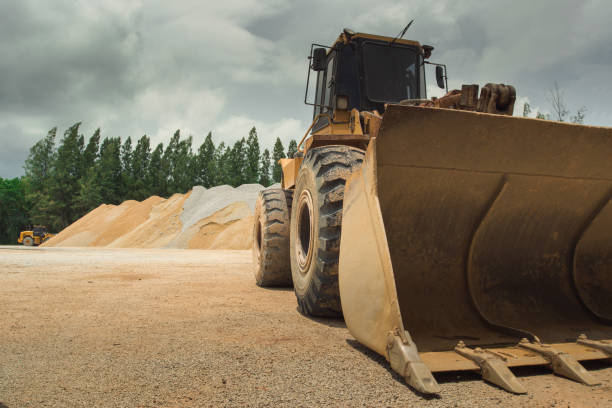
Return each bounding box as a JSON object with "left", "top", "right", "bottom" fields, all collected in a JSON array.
[{"left": 331, "top": 31, "right": 422, "bottom": 50}]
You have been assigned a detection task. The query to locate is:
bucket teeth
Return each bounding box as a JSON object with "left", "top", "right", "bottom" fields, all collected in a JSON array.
[
  {"left": 518, "top": 338, "right": 600, "bottom": 386},
  {"left": 577, "top": 334, "right": 612, "bottom": 357},
  {"left": 387, "top": 332, "right": 441, "bottom": 394},
  {"left": 454, "top": 341, "right": 526, "bottom": 394}
]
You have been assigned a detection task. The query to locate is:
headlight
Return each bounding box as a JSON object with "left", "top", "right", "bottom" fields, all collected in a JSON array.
[{"left": 336, "top": 95, "right": 349, "bottom": 110}]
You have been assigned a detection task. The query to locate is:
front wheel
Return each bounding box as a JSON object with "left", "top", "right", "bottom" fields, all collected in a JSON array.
[{"left": 290, "top": 145, "right": 364, "bottom": 317}]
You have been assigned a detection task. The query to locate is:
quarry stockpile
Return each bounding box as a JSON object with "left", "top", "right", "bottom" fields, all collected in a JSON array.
[{"left": 43, "top": 184, "right": 274, "bottom": 249}]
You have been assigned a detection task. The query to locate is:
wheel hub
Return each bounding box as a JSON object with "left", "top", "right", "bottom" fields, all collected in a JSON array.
[
  {"left": 255, "top": 216, "right": 263, "bottom": 261},
  {"left": 296, "top": 189, "right": 314, "bottom": 273}
]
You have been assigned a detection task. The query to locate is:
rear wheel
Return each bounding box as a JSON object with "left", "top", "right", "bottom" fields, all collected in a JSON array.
[
  {"left": 290, "top": 145, "right": 364, "bottom": 317},
  {"left": 253, "top": 188, "right": 294, "bottom": 287},
  {"left": 22, "top": 236, "right": 34, "bottom": 246}
]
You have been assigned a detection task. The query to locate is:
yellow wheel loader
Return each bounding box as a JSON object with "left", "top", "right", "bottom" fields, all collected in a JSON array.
[
  {"left": 252, "top": 28, "right": 612, "bottom": 395},
  {"left": 18, "top": 225, "right": 54, "bottom": 246}
]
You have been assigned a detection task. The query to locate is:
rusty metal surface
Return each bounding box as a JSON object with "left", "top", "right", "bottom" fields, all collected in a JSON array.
[
  {"left": 415, "top": 83, "right": 512, "bottom": 115},
  {"left": 574, "top": 199, "right": 612, "bottom": 322},
  {"left": 454, "top": 341, "right": 527, "bottom": 393},
  {"left": 420, "top": 342, "right": 609, "bottom": 373},
  {"left": 307, "top": 133, "right": 369, "bottom": 151},
  {"left": 375, "top": 105, "right": 612, "bottom": 352},
  {"left": 476, "top": 83, "right": 515, "bottom": 115}
]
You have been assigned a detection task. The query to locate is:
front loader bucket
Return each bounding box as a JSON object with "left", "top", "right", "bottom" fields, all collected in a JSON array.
[{"left": 339, "top": 105, "right": 612, "bottom": 394}]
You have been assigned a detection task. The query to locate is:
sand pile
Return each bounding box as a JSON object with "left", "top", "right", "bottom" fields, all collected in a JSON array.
[{"left": 43, "top": 184, "right": 270, "bottom": 249}]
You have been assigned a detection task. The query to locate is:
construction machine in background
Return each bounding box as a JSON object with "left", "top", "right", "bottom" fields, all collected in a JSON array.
[
  {"left": 253, "top": 28, "right": 612, "bottom": 395},
  {"left": 18, "top": 225, "right": 54, "bottom": 246}
]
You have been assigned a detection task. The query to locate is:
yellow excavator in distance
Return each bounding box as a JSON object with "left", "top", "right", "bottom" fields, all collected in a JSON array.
[
  {"left": 252, "top": 28, "right": 612, "bottom": 395},
  {"left": 18, "top": 225, "right": 54, "bottom": 246}
]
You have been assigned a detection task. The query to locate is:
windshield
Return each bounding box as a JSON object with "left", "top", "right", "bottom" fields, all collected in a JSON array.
[{"left": 362, "top": 42, "right": 420, "bottom": 102}]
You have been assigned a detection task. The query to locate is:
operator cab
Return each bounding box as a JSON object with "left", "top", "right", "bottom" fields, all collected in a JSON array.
[{"left": 306, "top": 30, "right": 443, "bottom": 132}]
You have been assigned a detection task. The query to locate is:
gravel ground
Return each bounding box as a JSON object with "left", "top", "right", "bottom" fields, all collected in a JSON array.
[{"left": 1, "top": 246, "right": 611, "bottom": 407}]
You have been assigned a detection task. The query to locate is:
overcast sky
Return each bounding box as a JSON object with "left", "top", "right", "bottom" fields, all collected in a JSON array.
[{"left": 1, "top": 0, "right": 611, "bottom": 177}]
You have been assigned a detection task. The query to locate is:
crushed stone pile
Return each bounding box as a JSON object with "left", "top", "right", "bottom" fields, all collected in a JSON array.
[{"left": 43, "top": 184, "right": 273, "bottom": 250}]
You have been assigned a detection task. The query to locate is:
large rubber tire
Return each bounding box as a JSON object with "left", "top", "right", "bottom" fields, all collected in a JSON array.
[
  {"left": 22, "top": 236, "right": 34, "bottom": 246},
  {"left": 290, "top": 145, "right": 364, "bottom": 317},
  {"left": 252, "top": 188, "right": 294, "bottom": 287}
]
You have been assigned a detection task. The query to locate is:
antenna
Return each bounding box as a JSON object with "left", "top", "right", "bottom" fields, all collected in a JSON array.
[{"left": 390, "top": 19, "right": 414, "bottom": 45}]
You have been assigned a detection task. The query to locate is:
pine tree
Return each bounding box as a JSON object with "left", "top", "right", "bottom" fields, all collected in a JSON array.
[
  {"left": 74, "top": 167, "right": 103, "bottom": 215},
  {"left": 82, "top": 129, "right": 101, "bottom": 171},
  {"left": 245, "top": 127, "right": 260, "bottom": 184},
  {"left": 73, "top": 130, "right": 102, "bottom": 218},
  {"left": 120, "top": 136, "right": 134, "bottom": 201},
  {"left": 148, "top": 143, "right": 166, "bottom": 197},
  {"left": 174, "top": 135, "right": 194, "bottom": 193},
  {"left": 213, "top": 142, "right": 227, "bottom": 186},
  {"left": 195, "top": 132, "right": 216, "bottom": 188},
  {"left": 229, "top": 138, "right": 247, "bottom": 187},
  {"left": 23, "top": 127, "right": 57, "bottom": 226},
  {"left": 286, "top": 139, "right": 298, "bottom": 158},
  {"left": 48, "top": 123, "right": 85, "bottom": 228},
  {"left": 96, "top": 137, "right": 123, "bottom": 204},
  {"left": 272, "top": 137, "right": 285, "bottom": 183},
  {"left": 219, "top": 144, "right": 233, "bottom": 186},
  {"left": 259, "top": 149, "right": 271, "bottom": 186},
  {"left": 0, "top": 177, "right": 30, "bottom": 243},
  {"left": 162, "top": 130, "right": 181, "bottom": 195},
  {"left": 131, "top": 135, "right": 151, "bottom": 200}
]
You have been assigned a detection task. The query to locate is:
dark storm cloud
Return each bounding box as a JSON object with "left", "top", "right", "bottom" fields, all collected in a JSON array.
[{"left": 1, "top": 0, "right": 611, "bottom": 178}]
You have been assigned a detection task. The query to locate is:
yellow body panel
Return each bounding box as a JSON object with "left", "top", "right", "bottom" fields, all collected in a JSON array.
[
  {"left": 18, "top": 230, "right": 54, "bottom": 246},
  {"left": 279, "top": 157, "right": 302, "bottom": 190},
  {"left": 273, "top": 28, "right": 612, "bottom": 394}
]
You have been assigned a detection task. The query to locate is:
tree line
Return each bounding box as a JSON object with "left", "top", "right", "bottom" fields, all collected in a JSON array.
[{"left": 0, "top": 124, "right": 298, "bottom": 242}]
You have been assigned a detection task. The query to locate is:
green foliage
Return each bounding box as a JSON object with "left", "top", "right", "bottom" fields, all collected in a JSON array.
[
  {"left": 194, "top": 132, "right": 216, "bottom": 188},
  {"left": 15, "top": 124, "right": 286, "bottom": 237},
  {"left": 47, "top": 123, "right": 85, "bottom": 229},
  {"left": 571, "top": 107, "right": 587, "bottom": 124},
  {"left": 218, "top": 143, "right": 232, "bottom": 186},
  {"left": 74, "top": 166, "right": 103, "bottom": 216},
  {"left": 272, "top": 137, "right": 285, "bottom": 183},
  {"left": 175, "top": 135, "right": 195, "bottom": 193},
  {"left": 131, "top": 135, "right": 151, "bottom": 200},
  {"left": 148, "top": 142, "right": 165, "bottom": 196},
  {"left": 120, "top": 136, "right": 134, "bottom": 201},
  {"left": 286, "top": 139, "right": 298, "bottom": 158},
  {"left": 162, "top": 131, "right": 180, "bottom": 196},
  {"left": 228, "top": 138, "right": 247, "bottom": 187},
  {"left": 23, "top": 127, "right": 57, "bottom": 227},
  {"left": 522, "top": 102, "right": 531, "bottom": 117},
  {"left": 96, "top": 137, "right": 123, "bottom": 205},
  {"left": 259, "top": 149, "right": 271, "bottom": 187},
  {"left": 211, "top": 142, "right": 226, "bottom": 186},
  {"left": 245, "top": 127, "right": 260, "bottom": 184},
  {"left": 0, "top": 177, "right": 29, "bottom": 244},
  {"left": 521, "top": 102, "right": 551, "bottom": 121}
]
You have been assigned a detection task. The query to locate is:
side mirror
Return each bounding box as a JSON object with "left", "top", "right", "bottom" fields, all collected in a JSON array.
[
  {"left": 435, "top": 65, "right": 445, "bottom": 89},
  {"left": 311, "top": 48, "right": 327, "bottom": 71}
]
